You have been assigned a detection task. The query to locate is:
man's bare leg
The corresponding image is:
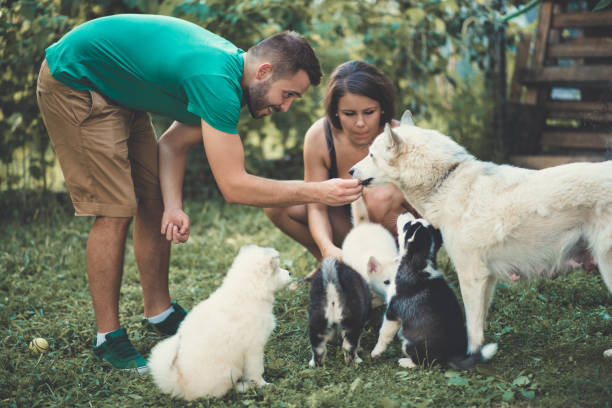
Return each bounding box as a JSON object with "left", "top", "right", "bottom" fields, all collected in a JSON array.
[
  {"left": 86, "top": 216, "right": 132, "bottom": 333},
  {"left": 133, "top": 198, "right": 172, "bottom": 318}
]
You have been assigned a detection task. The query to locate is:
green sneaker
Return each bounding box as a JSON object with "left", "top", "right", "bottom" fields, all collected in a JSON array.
[
  {"left": 142, "top": 301, "right": 188, "bottom": 336},
  {"left": 93, "top": 327, "right": 148, "bottom": 374}
]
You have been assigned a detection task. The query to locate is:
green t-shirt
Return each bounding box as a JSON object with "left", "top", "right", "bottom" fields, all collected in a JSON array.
[{"left": 45, "top": 14, "right": 244, "bottom": 133}]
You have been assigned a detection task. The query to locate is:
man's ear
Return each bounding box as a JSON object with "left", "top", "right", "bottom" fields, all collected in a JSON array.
[{"left": 255, "top": 63, "right": 273, "bottom": 81}]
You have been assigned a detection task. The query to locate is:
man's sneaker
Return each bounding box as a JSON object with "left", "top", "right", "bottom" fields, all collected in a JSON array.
[
  {"left": 142, "top": 301, "right": 188, "bottom": 336},
  {"left": 93, "top": 327, "right": 148, "bottom": 374}
]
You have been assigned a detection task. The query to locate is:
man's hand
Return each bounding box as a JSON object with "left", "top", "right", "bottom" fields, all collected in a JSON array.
[
  {"left": 319, "top": 178, "right": 363, "bottom": 207},
  {"left": 161, "top": 208, "right": 190, "bottom": 244}
]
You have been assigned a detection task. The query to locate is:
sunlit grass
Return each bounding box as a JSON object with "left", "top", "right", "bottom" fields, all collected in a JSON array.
[{"left": 1, "top": 192, "right": 611, "bottom": 407}]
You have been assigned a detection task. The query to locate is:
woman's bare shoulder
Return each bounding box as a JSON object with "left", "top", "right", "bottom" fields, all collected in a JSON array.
[{"left": 304, "top": 117, "right": 328, "bottom": 150}]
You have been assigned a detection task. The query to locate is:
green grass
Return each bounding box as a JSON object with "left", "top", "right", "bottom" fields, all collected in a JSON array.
[{"left": 1, "top": 193, "right": 611, "bottom": 407}]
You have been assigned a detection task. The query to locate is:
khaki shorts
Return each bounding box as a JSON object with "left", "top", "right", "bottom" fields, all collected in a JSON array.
[{"left": 36, "top": 59, "right": 161, "bottom": 217}]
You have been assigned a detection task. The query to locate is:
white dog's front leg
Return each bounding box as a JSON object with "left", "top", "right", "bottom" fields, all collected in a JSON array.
[
  {"left": 371, "top": 317, "right": 401, "bottom": 358},
  {"left": 243, "top": 346, "right": 267, "bottom": 387},
  {"left": 457, "top": 267, "right": 495, "bottom": 353}
]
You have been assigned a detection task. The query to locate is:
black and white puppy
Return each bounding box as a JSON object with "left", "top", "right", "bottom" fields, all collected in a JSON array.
[
  {"left": 308, "top": 258, "right": 372, "bottom": 366},
  {"left": 371, "top": 212, "right": 497, "bottom": 369}
]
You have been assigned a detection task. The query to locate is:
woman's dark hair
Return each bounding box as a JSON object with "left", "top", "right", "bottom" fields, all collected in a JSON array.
[{"left": 324, "top": 60, "right": 396, "bottom": 129}]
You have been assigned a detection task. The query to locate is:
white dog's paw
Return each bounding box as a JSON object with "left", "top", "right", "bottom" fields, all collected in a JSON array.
[
  {"left": 371, "top": 345, "right": 384, "bottom": 359},
  {"left": 308, "top": 357, "right": 316, "bottom": 367},
  {"left": 256, "top": 379, "right": 271, "bottom": 387},
  {"left": 236, "top": 381, "right": 250, "bottom": 393},
  {"left": 604, "top": 349, "right": 612, "bottom": 359},
  {"left": 398, "top": 358, "right": 416, "bottom": 368},
  {"left": 355, "top": 355, "right": 363, "bottom": 364}
]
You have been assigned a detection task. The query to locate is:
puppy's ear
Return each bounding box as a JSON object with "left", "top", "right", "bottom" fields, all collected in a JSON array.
[
  {"left": 430, "top": 227, "right": 443, "bottom": 254},
  {"left": 402, "top": 221, "right": 421, "bottom": 250},
  {"left": 406, "top": 225, "right": 431, "bottom": 257},
  {"left": 367, "top": 256, "right": 381, "bottom": 274}
]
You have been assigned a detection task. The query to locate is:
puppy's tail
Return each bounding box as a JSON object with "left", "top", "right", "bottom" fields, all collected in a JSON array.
[
  {"left": 449, "top": 343, "right": 498, "bottom": 370},
  {"left": 321, "top": 258, "right": 340, "bottom": 286},
  {"left": 148, "top": 335, "right": 181, "bottom": 396},
  {"left": 350, "top": 196, "right": 369, "bottom": 226}
]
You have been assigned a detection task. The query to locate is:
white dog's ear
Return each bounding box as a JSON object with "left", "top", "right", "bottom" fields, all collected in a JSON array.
[
  {"left": 384, "top": 123, "right": 402, "bottom": 152},
  {"left": 400, "top": 110, "right": 414, "bottom": 126},
  {"left": 367, "top": 256, "right": 381, "bottom": 274}
]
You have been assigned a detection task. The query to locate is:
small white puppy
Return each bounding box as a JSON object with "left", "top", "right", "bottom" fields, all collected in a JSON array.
[
  {"left": 342, "top": 196, "right": 398, "bottom": 305},
  {"left": 148, "top": 245, "right": 291, "bottom": 400}
]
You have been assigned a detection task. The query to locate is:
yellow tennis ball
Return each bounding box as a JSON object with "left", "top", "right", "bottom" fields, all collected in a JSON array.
[{"left": 29, "top": 337, "right": 49, "bottom": 353}]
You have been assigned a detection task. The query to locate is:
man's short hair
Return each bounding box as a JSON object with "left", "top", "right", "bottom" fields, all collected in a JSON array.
[{"left": 248, "top": 31, "right": 322, "bottom": 86}]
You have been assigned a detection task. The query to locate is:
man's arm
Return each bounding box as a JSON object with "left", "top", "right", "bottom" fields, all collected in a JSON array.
[
  {"left": 158, "top": 121, "right": 202, "bottom": 243},
  {"left": 200, "top": 119, "right": 362, "bottom": 207}
]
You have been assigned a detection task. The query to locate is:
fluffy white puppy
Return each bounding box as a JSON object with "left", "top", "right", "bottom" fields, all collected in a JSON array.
[
  {"left": 148, "top": 245, "right": 291, "bottom": 400},
  {"left": 342, "top": 196, "right": 398, "bottom": 305}
]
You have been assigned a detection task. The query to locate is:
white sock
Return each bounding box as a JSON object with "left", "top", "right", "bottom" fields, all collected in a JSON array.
[
  {"left": 96, "top": 331, "right": 111, "bottom": 347},
  {"left": 146, "top": 305, "right": 174, "bottom": 324}
]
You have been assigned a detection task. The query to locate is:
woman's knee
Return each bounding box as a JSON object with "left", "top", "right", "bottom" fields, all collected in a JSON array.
[
  {"left": 263, "top": 207, "right": 285, "bottom": 224},
  {"left": 365, "top": 189, "right": 396, "bottom": 221}
]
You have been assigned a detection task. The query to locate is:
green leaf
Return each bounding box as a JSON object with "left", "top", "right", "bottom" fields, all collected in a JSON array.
[
  {"left": 405, "top": 7, "right": 427, "bottom": 24},
  {"left": 448, "top": 375, "right": 469, "bottom": 386},
  {"left": 594, "top": 0, "right": 612, "bottom": 11},
  {"left": 502, "top": 390, "right": 515, "bottom": 401},
  {"left": 521, "top": 390, "right": 536, "bottom": 400},
  {"left": 513, "top": 375, "right": 531, "bottom": 386}
]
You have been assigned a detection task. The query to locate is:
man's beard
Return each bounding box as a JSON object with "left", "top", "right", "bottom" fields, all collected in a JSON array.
[{"left": 244, "top": 79, "right": 272, "bottom": 118}]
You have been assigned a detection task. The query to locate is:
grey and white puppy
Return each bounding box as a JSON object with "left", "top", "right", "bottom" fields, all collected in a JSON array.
[{"left": 308, "top": 258, "right": 371, "bottom": 366}]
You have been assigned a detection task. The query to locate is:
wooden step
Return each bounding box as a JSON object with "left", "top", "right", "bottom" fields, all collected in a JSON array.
[
  {"left": 519, "top": 65, "right": 612, "bottom": 84},
  {"left": 552, "top": 10, "right": 612, "bottom": 28},
  {"left": 545, "top": 106, "right": 612, "bottom": 122},
  {"left": 509, "top": 154, "right": 608, "bottom": 169},
  {"left": 545, "top": 101, "right": 612, "bottom": 113},
  {"left": 548, "top": 38, "right": 612, "bottom": 58},
  {"left": 540, "top": 130, "right": 612, "bottom": 149},
  {"left": 544, "top": 101, "right": 612, "bottom": 122}
]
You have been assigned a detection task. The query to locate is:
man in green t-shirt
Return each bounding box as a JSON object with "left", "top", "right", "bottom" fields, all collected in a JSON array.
[{"left": 36, "top": 14, "right": 363, "bottom": 374}]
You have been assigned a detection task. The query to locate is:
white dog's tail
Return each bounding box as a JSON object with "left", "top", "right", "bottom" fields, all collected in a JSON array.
[
  {"left": 148, "top": 335, "right": 182, "bottom": 396},
  {"left": 350, "top": 196, "right": 370, "bottom": 226},
  {"left": 448, "top": 343, "right": 498, "bottom": 370}
]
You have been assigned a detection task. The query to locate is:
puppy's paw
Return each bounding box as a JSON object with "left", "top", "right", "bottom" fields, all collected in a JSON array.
[
  {"left": 236, "top": 381, "right": 250, "bottom": 393},
  {"left": 398, "top": 358, "right": 416, "bottom": 368},
  {"left": 604, "top": 348, "right": 612, "bottom": 359},
  {"left": 371, "top": 346, "right": 384, "bottom": 359},
  {"left": 256, "top": 379, "right": 271, "bottom": 387},
  {"left": 354, "top": 356, "right": 363, "bottom": 364},
  {"left": 308, "top": 357, "right": 316, "bottom": 367}
]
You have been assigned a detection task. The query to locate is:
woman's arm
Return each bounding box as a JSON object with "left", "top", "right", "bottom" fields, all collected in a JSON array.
[{"left": 304, "top": 119, "right": 344, "bottom": 259}]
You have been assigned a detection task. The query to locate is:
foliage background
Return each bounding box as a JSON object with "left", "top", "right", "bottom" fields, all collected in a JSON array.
[{"left": 0, "top": 0, "right": 535, "bottom": 195}]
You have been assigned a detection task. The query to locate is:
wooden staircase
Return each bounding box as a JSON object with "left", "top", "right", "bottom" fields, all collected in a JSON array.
[{"left": 506, "top": 0, "right": 612, "bottom": 169}]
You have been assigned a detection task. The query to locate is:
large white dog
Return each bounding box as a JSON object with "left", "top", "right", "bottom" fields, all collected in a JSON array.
[
  {"left": 148, "top": 245, "right": 292, "bottom": 400},
  {"left": 349, "top": 111, "right": 612, "bottom": 357}
]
